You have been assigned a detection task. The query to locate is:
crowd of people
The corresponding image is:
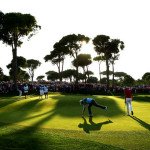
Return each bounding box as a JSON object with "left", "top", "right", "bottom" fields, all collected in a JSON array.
[
  {"left": 0, "top": 81, "right": 150, "bottom": 96},
  {"left": 0, "top": 81, "right": 48, "bottom": 98}
]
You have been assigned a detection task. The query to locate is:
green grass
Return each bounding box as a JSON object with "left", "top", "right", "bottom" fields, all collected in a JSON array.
[{"left": 0, "top": 93, "right": 150, "bottom": 149}]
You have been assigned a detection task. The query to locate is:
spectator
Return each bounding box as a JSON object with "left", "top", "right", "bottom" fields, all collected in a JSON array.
[
  {"left": 43, "top": 85, "right": 48, "bottom": 99},
  {"left": 39, "top": 85, "right": 44, "bottom": 99},
  {"left": 23, "top": 84, "right": 29, "bottom": 99}
]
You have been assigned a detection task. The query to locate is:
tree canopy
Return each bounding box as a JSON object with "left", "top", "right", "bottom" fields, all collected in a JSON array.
[
  {"left": 27, "top": 59, "right": 41, "bottom": 82},
  {"left": 0, "top": 11, "right": 40, "bottom": 89},
  {"left": 93, "top": 35, "right": 124, "bottom": 90}
]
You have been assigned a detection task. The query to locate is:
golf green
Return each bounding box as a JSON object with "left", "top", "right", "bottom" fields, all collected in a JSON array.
[{"left": 0, "top": 93, "right": 150, "bottom": 149}]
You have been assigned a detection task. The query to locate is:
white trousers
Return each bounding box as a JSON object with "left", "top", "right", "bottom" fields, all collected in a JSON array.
[{"left": 126, "top": 98, "right": 133, "bottom": 115}]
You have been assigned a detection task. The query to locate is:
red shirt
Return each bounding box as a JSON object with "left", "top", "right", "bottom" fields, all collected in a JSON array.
[{"left": 124, "top": 88, "right": 132, "bottom": 98}]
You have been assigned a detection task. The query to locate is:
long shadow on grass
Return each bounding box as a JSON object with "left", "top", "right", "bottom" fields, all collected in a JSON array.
[
  {"left": 78, "top": 117, "right": 113, "bottom": 133},
  {"left": 50, "top": 95, "right": 125, "bottom": 118},
  {"left": 0, "top": 95, "right": 125, "bottom": 126},
  {"left": 0, "top": 98, "right": 46, "bottom": 127},
  {"left": 0, "top": 122, "right": 55, "bottom": 150},
  {"left": 0, "top": 94, "right": 125, "bottom": 129},
  {"left": 132, "top": 96, "right": 150, "bottom": 103},
  {"left": 130, "top": 116, "right": 150, "bottom": 131},
  {"left": 1, "top": 109, "right": 115, "bottom": 150},
  {"left": 119, "top": 95, "right": 150, "bottom": 103},
  {"left": 0, "top": 122, "right": 124, "bottom": 150},
  {"left": 0, "top": 96, "right": 22, "bottom": 108},
  {"left": 0, "top": 95, "right": 123, "bottom": 149},
  {"left": 0, "top": 95, "right": 41, "bottom": 108},
  {"left": 0, "top": 107, "right": 57, "bottom": 149}
]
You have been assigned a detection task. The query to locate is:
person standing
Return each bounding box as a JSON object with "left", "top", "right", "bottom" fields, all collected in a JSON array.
[
  {"left": 39, "top": 85, "right": 44, "bottom": 99},
  {"left": 23, "top": 84, "right": 29, "bottom": 99},
  {"left": 43, "top": 85, "right": 48, "bottom": 99},
  {"left": 124, "top": 87, "right": 134, "bottom": 115},
  {"left": 80, "top": 98, "right": 108, "bottom": 117}
]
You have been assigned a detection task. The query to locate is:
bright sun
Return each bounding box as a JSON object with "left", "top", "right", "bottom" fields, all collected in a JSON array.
[{"left": 81, "top": 41, "right": 95, "bottom": 56}]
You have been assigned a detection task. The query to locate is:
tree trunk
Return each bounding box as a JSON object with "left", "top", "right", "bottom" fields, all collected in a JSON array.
[
  {"left": 99, "top": 62, "right": 101, "bottom": 83},
  {"left": 106, "top": 59, "right": 110, "bottom": 91},
  {"left": 69, "top": 77, "right": 72, "bottom": 83},
  {"left": 112, "top": 63, "right": 115, "bottom": 88},
  {"left": 12, "top": 48, "right": 18, "bottom": 90},
  {"left": 86, "top": 66, "right": 89, "bottom": 81},
  {"left": 31, "top": 75, "right": 34, "bottom": 83},
  {"left": 61, "top": 60, "right": 64, "bottom": 82},
  {"left": 57, "top": 63, "right": 61, "bottom": 82},
  {"left": 83, "top": 67, "right": 86, "bottom": 83},
  {"left": 76, "top": 66, "right": 79, "bottom": 84},
  {"left": 75, "top": 52, "right": 79, "bottom": 84},
  {"left": 31, "top": 67, "right": 34, "bottom": 83}
]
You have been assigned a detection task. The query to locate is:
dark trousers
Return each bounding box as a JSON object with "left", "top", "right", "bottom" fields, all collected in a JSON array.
[{"left": 88, "top": 100, "right": 106, "bottom": 116}]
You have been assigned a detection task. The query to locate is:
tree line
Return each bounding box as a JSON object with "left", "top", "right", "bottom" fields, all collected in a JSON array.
[{"left": 0, "top": 11, "right": 150, "bottom": 91}]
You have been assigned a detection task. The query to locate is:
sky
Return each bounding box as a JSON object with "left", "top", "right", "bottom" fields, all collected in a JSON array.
[{"left": 0, "top": 0, "right": 150, "bottom": 81}]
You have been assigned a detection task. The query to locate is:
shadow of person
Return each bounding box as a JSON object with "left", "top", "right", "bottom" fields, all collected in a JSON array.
[
  {"left": 130, "top": 116, "right": 150, "bottom": 131},
  {"left": 78, "top": 117, "right": 113, "bottom": 133}
]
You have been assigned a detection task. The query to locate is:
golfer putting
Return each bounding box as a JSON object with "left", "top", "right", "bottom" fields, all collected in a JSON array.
[{"left": 80, "top": 98, "right": 108, "bottom": 117}]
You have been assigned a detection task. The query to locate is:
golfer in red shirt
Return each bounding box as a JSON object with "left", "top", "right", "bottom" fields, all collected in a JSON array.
[{"left": 124, "top": 87, "right": 134, "bottom": 115}]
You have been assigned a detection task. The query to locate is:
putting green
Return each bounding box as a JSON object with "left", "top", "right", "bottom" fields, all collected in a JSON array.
[
  {"left": 0, "top": 93, "right": 150, "bottom": 150},
  {"left": 0, "top": 94, "right": 149, "bottom": 132}
]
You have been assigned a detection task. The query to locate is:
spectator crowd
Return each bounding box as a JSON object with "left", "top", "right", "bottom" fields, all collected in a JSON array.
[{"left": 0, "top": 81, "right": 150, "bottom": 96}]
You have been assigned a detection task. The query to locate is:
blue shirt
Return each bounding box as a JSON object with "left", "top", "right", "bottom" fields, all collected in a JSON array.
[{"left": 82, "top": 98, "right": 93, "bottom": 104}]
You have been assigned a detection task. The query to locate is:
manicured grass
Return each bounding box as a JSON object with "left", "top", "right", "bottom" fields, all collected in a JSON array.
[{"left": 0, "top": 93, "right": 150, "bottom": 149}]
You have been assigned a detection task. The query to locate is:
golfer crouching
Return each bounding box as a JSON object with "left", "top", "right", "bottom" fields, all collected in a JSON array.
[{"left": 80, "top": 98, "right": 108, "bottom": 117}]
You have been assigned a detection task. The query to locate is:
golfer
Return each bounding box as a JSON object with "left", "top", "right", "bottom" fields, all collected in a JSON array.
[
  {"left": 124, "top": 87, "right": 134, "bottom": 115},
  {"left": 80, "top": 98, "right": 108, "bottom": 117}
]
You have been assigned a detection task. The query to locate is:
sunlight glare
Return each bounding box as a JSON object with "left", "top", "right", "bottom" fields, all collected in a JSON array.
[{"left": 81, "top": 40, "right": 95, "bottom": 57}]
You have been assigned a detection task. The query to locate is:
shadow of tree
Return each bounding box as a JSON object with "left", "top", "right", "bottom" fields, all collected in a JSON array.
[
  {"left": 130, "top": 116, "right": 150, "bottom": 131},
  {"left": 118, "top": 95, "right": 150, "bottom": 103},
  {"left": 0, "top": 94, "right": 123, "bottom": 149},
  {"left": 0, "top": 122, "right": 56, "bottom": 150},
  {"left": 0, "top": 94, "right": 125, "bottom": 121},
  {"left": 0, "top": 122, "right": 123, "bottom": 150},
  {"left": 0, "top": 94, "right": 125, "bottom": 130},
  {"left": 78, "top": 117, "right": 113, "bottom": 133},
  {"left": 0, "top": 97, "right": 21, "bottom": 108},
  {"left": 0, "top": 98, "right": 44, "bottom": 125},
  {"left": 50, "top": 95, "right": 125, "bottom": 118},
  {"left": 132, "top": 96, "right": 150, "bottom": 103}
]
